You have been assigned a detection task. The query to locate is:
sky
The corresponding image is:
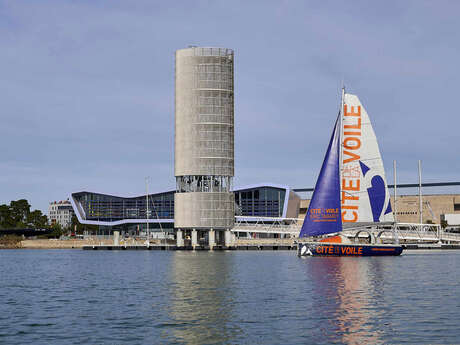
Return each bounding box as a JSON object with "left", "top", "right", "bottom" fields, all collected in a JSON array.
[{"left": 1, "top": 0, "right": 460, "bottom": 213}]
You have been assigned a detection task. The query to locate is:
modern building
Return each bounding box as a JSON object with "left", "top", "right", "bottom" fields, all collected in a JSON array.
[
  {"left": 70, "top": 190, "right": 175, "bottom": 229},
  {"left": 174, "top": 47, "right": 235, "bottom": 247},
  {"left": 48, "top": 200, "right": 74, "bottom": 229},
  {"left": 69, "top": 184, "right": 300, "bottom": 237},
  {"left": 70, "top": 187, "right": 460, "bottom": 237}
]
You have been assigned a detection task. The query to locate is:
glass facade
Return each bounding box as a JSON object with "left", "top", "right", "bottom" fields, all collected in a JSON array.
[
  {"left": 72, "top": 186, "right": 289, "bottom": 224},
  {"left": 72, "top": 191, "right": 175, "bottom": 222},
  {"left": 235, "top": 187, "right": 285, "bottom": 217}
]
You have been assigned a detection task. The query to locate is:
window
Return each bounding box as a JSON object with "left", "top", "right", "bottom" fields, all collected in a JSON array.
[{"left": 454, "top": 203, "right": 460, "bottom": 211}]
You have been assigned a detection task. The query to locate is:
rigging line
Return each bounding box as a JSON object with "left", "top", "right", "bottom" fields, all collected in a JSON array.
[
  {"left": 148, "top": 197, "right": 164, "bottom": 234},
  {"left": 342, "top": 190, "right": 389, "bottom": 196}
]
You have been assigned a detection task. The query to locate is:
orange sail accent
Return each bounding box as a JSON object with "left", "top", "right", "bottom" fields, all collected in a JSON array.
[{"left": 319, "top": 235, "right": 342, "bottom": 243}]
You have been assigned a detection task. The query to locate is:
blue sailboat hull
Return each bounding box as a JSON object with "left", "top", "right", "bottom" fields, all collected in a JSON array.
[{"left": 297, "top": 242, "right": 403, "bottom": 257}]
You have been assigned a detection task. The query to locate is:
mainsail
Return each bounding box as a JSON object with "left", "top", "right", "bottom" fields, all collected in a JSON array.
[
  {"left": 341, "top": 94, "right": 393, "bottom": 224},
  {"left": 300, "top": 90, "right": 393, "bottom": 238}
]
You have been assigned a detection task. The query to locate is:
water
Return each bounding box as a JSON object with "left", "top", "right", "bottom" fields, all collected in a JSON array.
[{"left": 0, "top": 250, "right": 459, "bottom": 345}]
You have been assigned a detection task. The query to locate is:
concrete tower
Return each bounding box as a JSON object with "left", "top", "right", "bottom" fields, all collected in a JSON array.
[{"left": 174, "top": 47, "right": 235, "bottom": 248}]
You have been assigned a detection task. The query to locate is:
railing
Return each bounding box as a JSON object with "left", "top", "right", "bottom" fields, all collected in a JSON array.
[
  {"left": 232, "top": 220, "right": 460, "bottom": 243},
  {"left": 233, "top": 217, "right": 301, "bottom": 235}
]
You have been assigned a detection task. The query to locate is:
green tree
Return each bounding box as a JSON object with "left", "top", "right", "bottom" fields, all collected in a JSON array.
[
  {"left": 40, "top": 223, "right": 63, "bottom": 239},
  {"left": 0, "top": 204, "right": 14, "bottom": 229},
  {"left": 1, "top": 200, "right": 50, "bottom": 230},
  {"left": 70, "top": 214, "right": 79, "bottom": 232},
  {"left": 10, "top": 199, "right": 31, "bottom": 228},
  {"left": 27, "top": 210, "right": 48, "bottom": 228}
]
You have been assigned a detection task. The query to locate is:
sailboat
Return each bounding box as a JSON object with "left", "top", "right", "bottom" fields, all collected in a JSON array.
[{"left": 297, "top": 87, "right": 403, "bottom": 257}]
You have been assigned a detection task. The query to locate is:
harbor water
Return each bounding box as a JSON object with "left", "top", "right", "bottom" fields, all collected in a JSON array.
[{"left": 0, "top": 250, "right": 459, "bottom": 344}]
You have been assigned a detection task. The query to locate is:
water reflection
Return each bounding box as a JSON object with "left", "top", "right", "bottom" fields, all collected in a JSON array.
[
  {"left": 309, "top": 257, "right": 385, "bottom": 344},
  {"left": 167, "top": 252, "right": 240, "bottom": 344}
]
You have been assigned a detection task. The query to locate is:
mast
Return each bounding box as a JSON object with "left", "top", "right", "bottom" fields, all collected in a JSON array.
[
  {"left": 393, "top": 160, "right": 397, "bottom": 222},
  {"left": 418, "top": 160, "right": 423, "bottom": 224},
  {"left": 146, "top": 177, "right": 150, "bottom": 244},
  {"left": 393, "top": 160, "right": 399, "bottom": 244},
  {"left": 340, "top": 85, "right": 345, "bottom": 151},
  {"left": 339, "top": 85, "right": 345, "bottom": 207},
  {"left": 150, "top": 193, "right": 166, "bottom": 246}
]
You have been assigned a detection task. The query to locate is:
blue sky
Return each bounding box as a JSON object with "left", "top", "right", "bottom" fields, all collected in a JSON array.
[{"left": 1, "top": 0, "right": 459, "bottom": 213}]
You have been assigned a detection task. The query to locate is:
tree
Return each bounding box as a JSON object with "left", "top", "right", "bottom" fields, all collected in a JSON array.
[
  {"left": 10, "top": 199, "right": 31, "bottom": 228},
  {"left": 71, "top": 214, "right": 78, "bottom": 227},
  {"left": 0, "top": 200, "right": 49, "bottom": 230},
  {"left": 27, "top": 210, "right": 48, "bottom": 228},
  {"left": 0, "top": 204, "right": 14, "bottom": 229},
  {"left": 40, "top": 223, "right": 63, "bottom": 239}
]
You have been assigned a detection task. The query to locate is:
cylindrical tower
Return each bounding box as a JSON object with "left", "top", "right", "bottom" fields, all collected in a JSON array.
[{"left": 174, "top": 47, "right": 234, "bottom": 231}]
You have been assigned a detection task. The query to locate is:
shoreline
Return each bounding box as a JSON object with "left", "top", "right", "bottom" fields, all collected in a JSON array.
[{"left": 0, "top": 239, "right": 459, "bottom": 250}]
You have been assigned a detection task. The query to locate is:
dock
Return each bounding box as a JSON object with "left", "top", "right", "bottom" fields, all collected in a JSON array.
[
  {"left": 402, "top": 243, "right": 460, "bottom": 250},
  {"left": 82, "top": 243, "right": 460, "bottom": 251},
  {"left": 82, "top": 244, "right": 297, "bottom": 251}
]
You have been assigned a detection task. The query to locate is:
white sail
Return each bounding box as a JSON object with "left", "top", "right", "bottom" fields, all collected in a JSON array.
[{"left": 341, "top": 93, "right": 394, "bottom": 224}]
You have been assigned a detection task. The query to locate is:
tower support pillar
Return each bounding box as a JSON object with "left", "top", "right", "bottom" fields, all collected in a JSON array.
[
  {"left": 176, "top": 229, "right": 184, "bottom": 247},
  {"left": 209, "top": 229, "right": 215, "bottom": 249},
  {"left": 224, "top": 229, "right": 233, "bottom": 247},
  {"left": 191, "top": 228, "right": 198, "bottom": 249}
]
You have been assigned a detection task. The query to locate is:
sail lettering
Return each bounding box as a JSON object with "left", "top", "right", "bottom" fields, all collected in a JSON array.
[
  {"left": 342, "top": 104, "right": 362, "bottom": 223},
  {"left": 344, "top": 105, "right": 361, "bottom": 117},
  {"left": 342, "top": 192, "right": 358, "bottom": 202},
  {"left": 342, "top": 205, "right": 358, "bottom": 210},
  {"left": 344, "top": 117, "right": 361, "bottom": 129},
  {"left": 343, "top": 137, "right": 361, "bottom": 150},
  {"left": 343, "top": 150, "right": 360, "bottom": 164},
  {"left": 342, "top": 179, "right": 360, "bottom": 191},
  {"left": 342, "top": 210, "right": 357, "bottom": 221}
]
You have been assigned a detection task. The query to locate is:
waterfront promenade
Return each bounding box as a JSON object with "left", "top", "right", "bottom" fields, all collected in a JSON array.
[{"left": 8, "top": 237, "right": 460, "bottom": 251}]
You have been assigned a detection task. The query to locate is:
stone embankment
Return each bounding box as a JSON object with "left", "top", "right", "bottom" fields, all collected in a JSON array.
[
  {"left": 6, "top": 237, "right": 460, "bottom": 250},
  {"left": 235, "top": 238, "right": 295, "bottom": 246},
  {"left": 0, "top": 235, "right": 23, "bottom": 249},
  {"left": 20, "top": 239, "right": 96, "bottom": 249},
  {"left": 11, "top": 238, "right": 296, "bottom": 249},
  {"left": 19, "top": 238, "right": 157, "bottom": 249}
]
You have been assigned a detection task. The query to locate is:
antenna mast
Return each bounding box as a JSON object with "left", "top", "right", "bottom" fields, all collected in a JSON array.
[
  {"left": 393, "top": 160, "right": 397, "bottom": 222},
  {"left": 418, "top": 160, "right": 423, "bottom": 224},
  {"left": 146, "top": 177, "right": 150, "bottom": 245}
]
